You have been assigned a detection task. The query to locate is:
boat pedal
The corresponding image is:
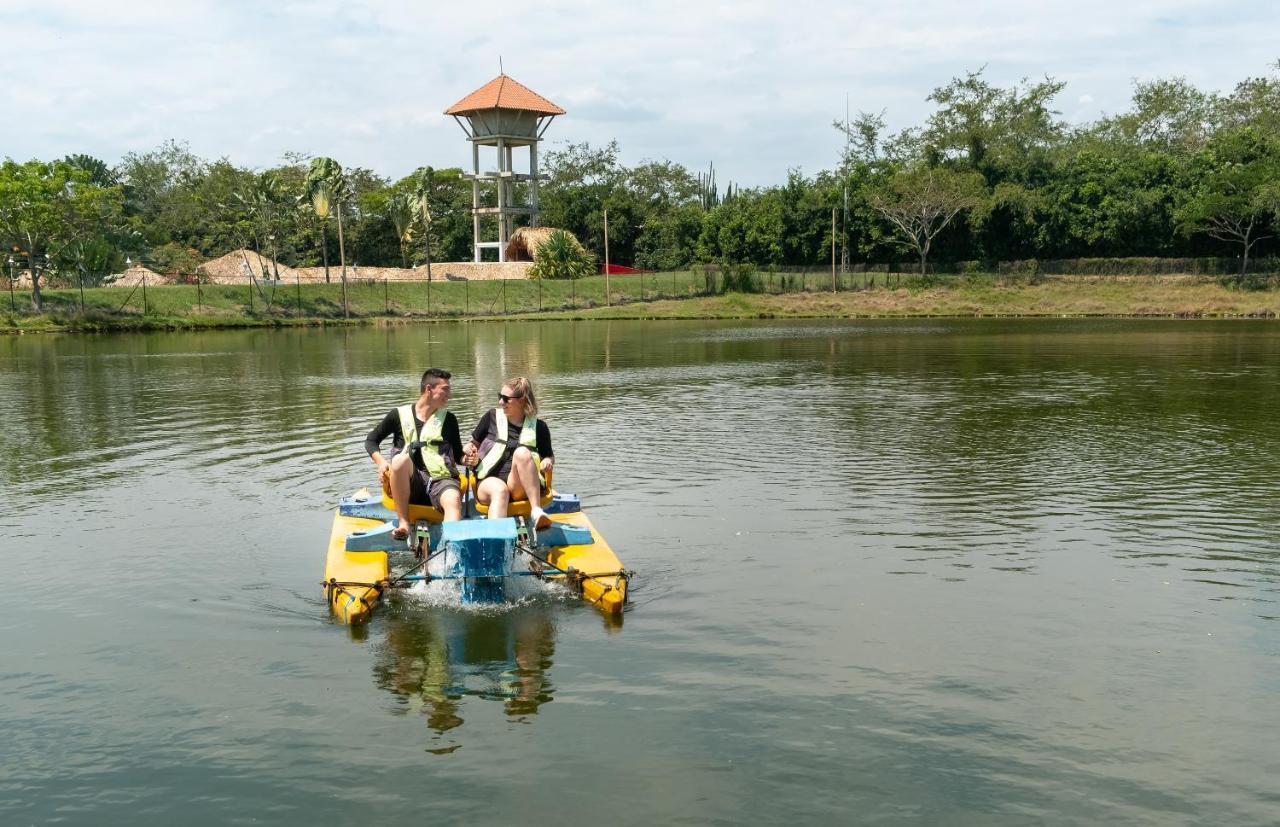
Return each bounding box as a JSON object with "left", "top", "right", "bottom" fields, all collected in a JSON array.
[{"left": 545, "top": 493, "right": 581, "bottom": 514}]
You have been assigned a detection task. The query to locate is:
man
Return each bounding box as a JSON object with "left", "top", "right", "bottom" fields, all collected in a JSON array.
[{"left": 365, "top": 368, "right": 464, "bottom": 538}]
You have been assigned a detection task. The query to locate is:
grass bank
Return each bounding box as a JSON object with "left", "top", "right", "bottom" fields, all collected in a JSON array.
[
  {"left": 3, "top": 273, "right": 1278, "bottom": 333},
  {"left": 531, "top": 278, "right": 1280, "bottom": 320}
]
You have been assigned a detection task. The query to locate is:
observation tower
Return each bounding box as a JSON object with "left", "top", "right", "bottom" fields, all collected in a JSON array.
[{"left": 445, "top": 74, "right": 565, "bottom": 262}]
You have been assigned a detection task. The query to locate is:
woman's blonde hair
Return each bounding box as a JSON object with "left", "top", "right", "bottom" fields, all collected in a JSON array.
[{"left": 503, "top": 376, "right": 538, "bottom": 417}]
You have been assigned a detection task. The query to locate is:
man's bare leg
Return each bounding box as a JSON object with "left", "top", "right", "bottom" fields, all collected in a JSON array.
[
  {"left": 388, "top": 453, "right": 414, "bottom": 539},
  {"left": 439, "top": 487, "right": 463, "bottom": 522}
]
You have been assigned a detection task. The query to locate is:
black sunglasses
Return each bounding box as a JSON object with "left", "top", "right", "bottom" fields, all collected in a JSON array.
[{"left": 498, "top": 392, "right": 524, "bottom": 403}]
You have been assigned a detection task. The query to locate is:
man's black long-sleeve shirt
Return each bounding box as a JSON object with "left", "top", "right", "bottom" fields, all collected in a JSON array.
[{"left": 365, "top": 407, "right": 463, "bottom": 469}]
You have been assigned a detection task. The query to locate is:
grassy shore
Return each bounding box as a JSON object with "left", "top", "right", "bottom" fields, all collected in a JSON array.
[{"left": 3, "top": 273, "right": 1278, "bottom": 333}]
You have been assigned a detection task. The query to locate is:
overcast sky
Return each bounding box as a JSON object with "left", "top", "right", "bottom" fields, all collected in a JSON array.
[{"left": 1, "top": 0, "right": 1276, "bottom": 187}]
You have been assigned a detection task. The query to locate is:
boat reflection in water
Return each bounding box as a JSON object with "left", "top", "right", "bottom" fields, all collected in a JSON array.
[{"left": 371, "top": 602, "right": 558, "bottom": 750}]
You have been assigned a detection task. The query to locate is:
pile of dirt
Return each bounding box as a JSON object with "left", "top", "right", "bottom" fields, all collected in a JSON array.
[
  {"left": 107, "top": 265, "right": 168, "bottom": 287},
  {"left": 430, "top": 261, "right": 534, "bottom": 281},
  {"left": 196, "top": 250, "right": 301, "bottom": 284},
  {"left": 293, "top": 262, "right": 534, "bottom": 282}
]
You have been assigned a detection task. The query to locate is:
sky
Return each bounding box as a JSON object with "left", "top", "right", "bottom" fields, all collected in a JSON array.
[{"left": 1, "top": 0, "right": 1277, "bottom": 187}]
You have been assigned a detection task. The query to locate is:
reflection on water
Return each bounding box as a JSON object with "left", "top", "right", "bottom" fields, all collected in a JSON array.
[
  {"left": 373, "top": 604, "right": 557, "bottom": 751},
  {"left": 3, "top": 319, "right": 1280, "bottom": 823}
]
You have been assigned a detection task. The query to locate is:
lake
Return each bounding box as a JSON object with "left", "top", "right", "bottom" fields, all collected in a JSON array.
[{"left": 2, "top": 318, "right": 1278, "bottom": 825}]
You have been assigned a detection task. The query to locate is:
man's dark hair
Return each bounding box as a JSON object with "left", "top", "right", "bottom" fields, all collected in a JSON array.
[{"left": 420, "top": 367, "right": 451, "bottom": 392}]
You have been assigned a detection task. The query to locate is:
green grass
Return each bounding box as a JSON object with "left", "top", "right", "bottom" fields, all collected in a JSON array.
[
  {"left": 1, "top": 272, "right": 712, "bottom": 330},
  {"left": 3, "top": 270, "right": 1278, "bottom": 333}
]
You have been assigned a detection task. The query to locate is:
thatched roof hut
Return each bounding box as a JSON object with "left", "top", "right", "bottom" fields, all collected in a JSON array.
[
  {"left": 504, "top": 226, "right": 588, "bottom": 262},
  {"left": 196, "top": 250, "right": 301, "bottom": 284}
]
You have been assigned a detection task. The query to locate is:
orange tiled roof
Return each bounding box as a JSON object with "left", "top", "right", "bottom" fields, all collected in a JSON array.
[{"left": 444, "top": 74, "right": 565, "bottom": 116}]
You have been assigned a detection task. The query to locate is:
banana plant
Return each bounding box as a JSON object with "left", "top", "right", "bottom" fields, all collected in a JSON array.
[{"left": 305, "top": 157, "right": 349, "bottom": 316}]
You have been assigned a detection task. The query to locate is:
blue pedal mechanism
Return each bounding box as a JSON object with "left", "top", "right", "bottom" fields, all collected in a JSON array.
[
  {"left": 345, "top": 521, "right": 401, "bottom": 552},
  {"left": 534, "top": 523, "right": 593, "bottom": 548},
  {"left": 545, "top": 493, "right": 581, "bottom": 514},
  {"left": 440, "top": 518, "right": 518, "bottom": 602}
]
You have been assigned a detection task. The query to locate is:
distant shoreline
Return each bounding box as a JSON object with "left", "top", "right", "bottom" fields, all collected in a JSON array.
[{"left": 4, "top": 279, "right": 1278, "bottom": 334}]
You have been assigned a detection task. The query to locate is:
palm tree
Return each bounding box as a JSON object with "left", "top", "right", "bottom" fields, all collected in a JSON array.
[
  {"left": 412, "top": 167, "right": 435, "bottom": 281},
  {"left": 386, "top": 191, "right": 415, "bottom": 268},
  {"left": 305, "top": 158, "right": 339, "bottom": 283},
  {"left": 529, "top": 230, "right": 595, "bottom": 280},
  {"left": 306, "top": 158, "right": 349, "bottom": 317}
]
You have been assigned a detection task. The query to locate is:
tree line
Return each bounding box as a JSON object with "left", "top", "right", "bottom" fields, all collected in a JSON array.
[{"left": 2, "top": 63, "right": 1278, "bottom": 310}]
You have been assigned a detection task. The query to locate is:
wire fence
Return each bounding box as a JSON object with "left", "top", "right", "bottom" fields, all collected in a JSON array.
[{"left": 5, "top": 257, "right": 1278, "bottom": 320}]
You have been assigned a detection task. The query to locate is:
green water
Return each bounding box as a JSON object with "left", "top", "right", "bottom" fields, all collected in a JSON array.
[{"left": 2, "top": 319, "right": 1279, "bottom": 825}]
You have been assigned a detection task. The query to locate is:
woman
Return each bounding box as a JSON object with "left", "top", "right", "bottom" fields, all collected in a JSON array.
[{"left": 463, "top": 376, "right": 554, "bottom": 529}]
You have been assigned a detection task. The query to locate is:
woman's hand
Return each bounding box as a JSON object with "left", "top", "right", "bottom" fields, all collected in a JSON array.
[{"left": 539, "top": 457, "right": 553, "bottom": 474}]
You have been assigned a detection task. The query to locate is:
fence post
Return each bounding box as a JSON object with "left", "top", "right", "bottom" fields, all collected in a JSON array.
[
  {"left": 604, "top": 209, "right": 611, "bottom": 307},
  {"left": 831, "top": 208, "right": 837, "bottom": 293},
  {"left": 465, "top": 278, "right": 469, "bottom": 315},
  {"left": 384, "top": 278, "right": 389, "bottom": 314},
  {"left": 142, "top": 272, "right": 148, "bottom": 315}
]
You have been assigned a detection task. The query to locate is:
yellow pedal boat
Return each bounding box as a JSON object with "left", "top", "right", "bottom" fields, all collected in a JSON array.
[{"left": 323, "top": 476, "right": 629, "bottom": 623}]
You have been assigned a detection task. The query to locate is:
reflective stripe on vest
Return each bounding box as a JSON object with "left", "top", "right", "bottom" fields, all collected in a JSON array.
[
  {"left": 475, "top": 407, "right": 542, "bottom": 485},
  {"left": 397, "top": 404, "right": 450, "bottom": 479}
]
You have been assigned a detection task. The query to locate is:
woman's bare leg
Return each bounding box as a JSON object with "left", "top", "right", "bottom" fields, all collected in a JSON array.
[
  {"left": 506, "top": 447, "right": 543, "bottom": 507},
  {"left": 477, "top": 476, "right": 510, "bottom": 518}
]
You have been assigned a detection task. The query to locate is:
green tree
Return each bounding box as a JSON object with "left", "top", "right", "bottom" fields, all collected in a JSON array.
[
  {"left": 867, "top": 164, "right": 987, "bottom": 274},
  {"left": 0, "top": 159, "right": 123, "bottom": 310},
  {"left": 305, "top": 158, "right": 350, "bottom": 314},
  {"left": 923, "top": 69, "right": 1067, "bottom": 185},
  {"left": 305, "top": 158, "right": 345, "bottom": 284},
  {"left": 1175, "top": 126, "right": 1280, "bottom": 275},
  {"left": 385, "top": 190, "right": 416, "bottom": 267},
  {"left": 541, "top": 141, "right": 625, "bottom": 259},
  {"left": 115, "top": 140, "right": 205, "bottom": 250}
]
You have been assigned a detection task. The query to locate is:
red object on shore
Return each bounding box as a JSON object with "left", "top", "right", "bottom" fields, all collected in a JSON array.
[{"left": 600, "top": 264, "right": 653, "bottom": 275}]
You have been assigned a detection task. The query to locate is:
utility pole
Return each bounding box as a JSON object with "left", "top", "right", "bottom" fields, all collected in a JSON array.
[
  {"left": 603, "top": 208, "right": 611, "bottom": 307},
  {"left": 841, "top": 95, "right": 851, "bottom": 278}
]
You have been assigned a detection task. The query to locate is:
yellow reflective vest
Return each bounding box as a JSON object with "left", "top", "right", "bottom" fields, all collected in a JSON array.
[
  {"left": 397, "top": 404, "right": 452, "bottom": 479},
  {"left": 475, "top": 408, "right": 542, "bottom": 486}
]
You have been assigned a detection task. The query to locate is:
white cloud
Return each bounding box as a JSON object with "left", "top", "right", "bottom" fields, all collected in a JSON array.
[{"left": 0, "top": 0, "right": 1276, "bottom": 185}]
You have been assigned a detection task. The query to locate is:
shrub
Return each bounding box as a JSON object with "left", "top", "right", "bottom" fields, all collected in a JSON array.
[
  {"left": 528, "top": 230, "right": 595, "bottom": 280},
  {"left": 719, "top": 262, "right": 760, "bottom": 293}
]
